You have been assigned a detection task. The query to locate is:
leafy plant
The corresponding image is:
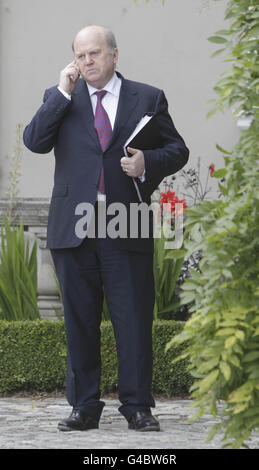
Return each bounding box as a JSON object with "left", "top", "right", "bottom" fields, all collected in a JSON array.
[
  {"left": 167, "top": 0, "right": 259, "bottom": 449},
  {"left": 153, "top": 231, "right": 186, "bottom": 319},
  {"left": 5, "top": 124, "right": 23, "bottom": 224},
  {"left": 207, "top": 1, "right": 259, "bottom": 121},
  {"left": 152, "top": 186, "right": 188, "bottom": 320},
  {"left": 153, "top": 159, "right": 217, "bottom": 321},
  {"left": 0, "top": 218, "right": 40, "bottom": 320}
]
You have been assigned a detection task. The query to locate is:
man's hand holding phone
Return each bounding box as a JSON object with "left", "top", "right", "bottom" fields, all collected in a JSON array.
[{"left": 59, "top": 61, "right": 80, "bottom": 95}]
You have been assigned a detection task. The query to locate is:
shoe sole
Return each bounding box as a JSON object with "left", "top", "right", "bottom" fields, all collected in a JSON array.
[
  {"left": 58, "top": 424, "right": 99, "bottom": 432},
  {"left": 128, "top": 424, "right": 160, "bottom": 432}
]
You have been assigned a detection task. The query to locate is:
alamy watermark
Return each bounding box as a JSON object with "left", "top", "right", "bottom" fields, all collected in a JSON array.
[{"left": 75, "top": 201, "right": 184, "bottom": 249}]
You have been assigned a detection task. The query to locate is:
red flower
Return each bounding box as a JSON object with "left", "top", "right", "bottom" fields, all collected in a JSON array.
[
  {"left": 209, "top": 164, "right": 215, "bottom": 177},
  {"left": 159, "top": 190, "right": 187, "bottom": 215},
  {"left": 179, "top": 199, "right": 187, "bottom": 210}
]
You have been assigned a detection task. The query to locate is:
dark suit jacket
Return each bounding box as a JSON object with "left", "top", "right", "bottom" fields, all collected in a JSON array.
[{"left": 23, "top": 72, "right": 189, "bottom": 252}]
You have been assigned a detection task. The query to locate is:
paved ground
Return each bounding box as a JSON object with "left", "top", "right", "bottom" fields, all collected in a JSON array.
[{"left": 0, "top": 396, "right": 258, "bottom": 449}]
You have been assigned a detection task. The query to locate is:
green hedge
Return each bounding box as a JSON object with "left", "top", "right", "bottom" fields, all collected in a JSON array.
[{"left": 0, "top": 320, "right": 192, "bottom": 396}]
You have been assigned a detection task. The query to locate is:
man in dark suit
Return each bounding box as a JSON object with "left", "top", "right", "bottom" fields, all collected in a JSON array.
[{"left": 23, "top": 25, "right": 189, "bottom": 432}]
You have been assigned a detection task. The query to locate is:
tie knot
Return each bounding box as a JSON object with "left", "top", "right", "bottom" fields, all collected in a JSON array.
[{"left": 95, "top": 90, "right": 107, "bottom": 102}]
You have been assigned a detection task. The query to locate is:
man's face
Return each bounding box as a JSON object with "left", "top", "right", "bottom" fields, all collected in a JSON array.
[{"left": 74, "top": 28, "right": 118, "bottom": 89}]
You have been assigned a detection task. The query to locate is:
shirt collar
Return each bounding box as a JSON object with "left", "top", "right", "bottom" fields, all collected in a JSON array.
[{"left": 87, "top": 72, "right": 121, "bottom": 98}]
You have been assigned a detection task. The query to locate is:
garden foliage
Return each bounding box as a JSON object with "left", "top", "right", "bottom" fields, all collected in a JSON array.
[
  {"left": 0, "top": 218, "right": 40, "bottom": 321},
  {"left": 0, "top": 320, "right": 191, "bottom": 396},
  {"left": 167, "top": 0, "right": 259, "bottom": 448},
  {"left": 153, "top": 189, "right": 187, "bottom": 319}
]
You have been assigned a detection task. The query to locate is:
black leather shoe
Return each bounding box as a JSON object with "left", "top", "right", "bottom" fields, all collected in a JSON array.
[
  {"left": 128, "top": 410, "right": 160, "bottom": 432},
  {"left": 58, "top": 409, "right": 99, "bottom": 432}
]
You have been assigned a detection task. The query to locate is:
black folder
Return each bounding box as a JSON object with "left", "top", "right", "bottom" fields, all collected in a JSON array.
[{"left": 124, "top": 114, "right": 163, "bottom": 157}]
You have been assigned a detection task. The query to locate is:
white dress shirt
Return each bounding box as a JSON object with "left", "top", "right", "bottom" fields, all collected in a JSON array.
[
  {"left": 57, "top": 73, "right": 145, "bottom": 200},
  {"left": 86, "top": 72, "right": 122, "bottom": 129},
  {"left": 58, "top": 73, "right": 121, "bottom": 129}
]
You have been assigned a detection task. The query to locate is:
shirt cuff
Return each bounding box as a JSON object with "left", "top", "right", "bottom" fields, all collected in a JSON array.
[
  {"left": 138, "top": 169, "right": 146, "bottom": 182},
  {"left": 57, "top": 86, "right": 71, "bottom": 101}
]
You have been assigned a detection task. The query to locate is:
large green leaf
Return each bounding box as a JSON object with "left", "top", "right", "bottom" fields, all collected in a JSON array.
[{"left": 208, "top": 35, "right": 228, "bottom": 43}]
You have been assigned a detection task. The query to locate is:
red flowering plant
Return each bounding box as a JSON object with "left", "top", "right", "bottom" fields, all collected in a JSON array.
[
  {"left": 152, "top": 181, "right": 188, "bottom": 321},
  {"left": 152, "top": 158, "right": 221, "bottom": 321},
  {"left": 159, "top": 189, "right": 187, "bottom": 214},
  {"left": 157, "top": 179, "right": 187, "bottom": 226},
  {"left": 209, "top": 163, "right": 215, "bottom": 176}
]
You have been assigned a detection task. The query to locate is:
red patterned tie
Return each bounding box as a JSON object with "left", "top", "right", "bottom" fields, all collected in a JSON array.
[{"left": 94, "top": 90, "right": 112, "bottom": 194}]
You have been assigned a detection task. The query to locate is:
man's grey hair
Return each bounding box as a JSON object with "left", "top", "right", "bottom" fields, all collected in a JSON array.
[
  {"left": 105, "top": 28, "right": 117, "bottom": 51},
  {"left": 72, "top": 25, "right": 117, "bottom": 52}
]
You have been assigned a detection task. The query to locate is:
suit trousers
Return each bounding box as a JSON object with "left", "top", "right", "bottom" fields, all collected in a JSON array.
[{"left": 50, "top": 209, "right": 156, "bottom": 421}]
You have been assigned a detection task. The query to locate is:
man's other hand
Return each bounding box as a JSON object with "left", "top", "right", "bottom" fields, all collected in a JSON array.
[
  {"left": 59, "top": 61, "right": 80, "bottom": 95},
  {"left": 120, "top": 147, "right": 145, "bottom": 178}
]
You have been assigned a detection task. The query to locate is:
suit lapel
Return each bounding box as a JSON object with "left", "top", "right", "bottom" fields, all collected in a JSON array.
[
  {"left": 72, "top": 79, "right": 101, "bottom": 151},
  {"left": 105, "top": 75, "right": 139, "bottom": 151}
]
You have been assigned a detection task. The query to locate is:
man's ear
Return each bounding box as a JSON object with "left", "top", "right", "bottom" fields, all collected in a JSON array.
[{"left": 113, "top": 48, "right": 119, "bottom": 65}]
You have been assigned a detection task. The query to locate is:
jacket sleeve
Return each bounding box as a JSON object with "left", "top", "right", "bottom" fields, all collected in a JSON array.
[
  {"left": 23, "top": 87, "right": 72, "bottom": 154},
  {"left": 143, "top": 90, "right": 189, "bottom": 183}
]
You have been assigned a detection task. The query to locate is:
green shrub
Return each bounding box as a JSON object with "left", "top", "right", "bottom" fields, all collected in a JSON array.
[
  {"left": 152, "top": 321, "right": 192, "bottom": 396},
  {"left": 168, "top": 0, "right": 259, "bottom": 449},
  {"left": 0, "top": 320, "right": 191, "bottom": 396},
  {"left": 0, "top": 320, "right": 66, "bottom": 392}
]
